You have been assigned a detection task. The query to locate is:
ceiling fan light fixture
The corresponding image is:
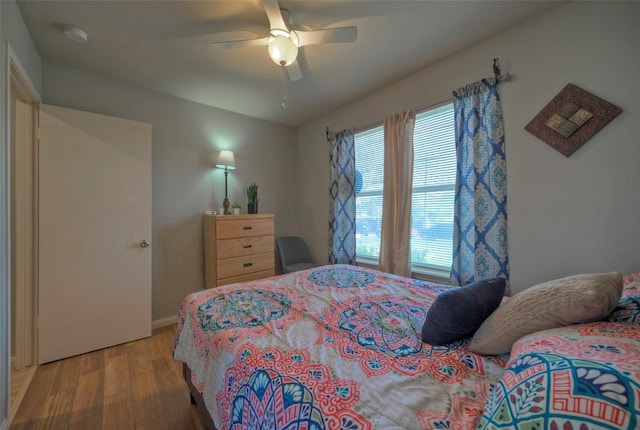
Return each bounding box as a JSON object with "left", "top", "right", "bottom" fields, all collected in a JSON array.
[{"left": 268, "top": 33, "right": 298, "bottom": 66}]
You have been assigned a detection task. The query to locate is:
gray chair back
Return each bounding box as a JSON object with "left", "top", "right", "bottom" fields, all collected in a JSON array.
[{"left": 276, "top": 236, "right": 317, "bottom": 273}]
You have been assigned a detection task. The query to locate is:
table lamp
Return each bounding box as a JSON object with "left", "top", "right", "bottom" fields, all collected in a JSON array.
[{"left": 215, "top": 150, "right": 236, "bottom": 215}]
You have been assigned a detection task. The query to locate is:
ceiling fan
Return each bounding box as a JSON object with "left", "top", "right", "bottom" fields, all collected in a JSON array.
[{"left": 213, "top": 0, "right": 358, "bottom": 82}]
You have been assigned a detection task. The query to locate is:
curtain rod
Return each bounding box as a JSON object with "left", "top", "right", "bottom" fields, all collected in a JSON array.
[
  {"left": 339, "top": 58, "right": 512, "bottom": 134},
  {"left": 355, "top": 97, "right": 452, "bottom": 134}
]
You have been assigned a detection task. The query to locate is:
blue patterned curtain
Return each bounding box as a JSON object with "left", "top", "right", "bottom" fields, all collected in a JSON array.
[
  {"left": 451, "top": 78, "right": 509, "bottom": 285},
  {"left": 328, "top": 129, "right": 356, "bottom": 265}
]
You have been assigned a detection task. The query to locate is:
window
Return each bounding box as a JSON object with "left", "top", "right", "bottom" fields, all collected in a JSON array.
[
  {"left": 354, "top": 103, "right": 456, "bottom": 274},
  {"left": 354, "top": 125, "right": 384, "bottom": 261},
  {"left": 411, "top": 104, "right": 456, "bottom": 274}
]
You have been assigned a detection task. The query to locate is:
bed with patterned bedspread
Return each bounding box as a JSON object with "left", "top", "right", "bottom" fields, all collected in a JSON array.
[{"left": 173, "top": 266, "right": 640, "bottom": 430}]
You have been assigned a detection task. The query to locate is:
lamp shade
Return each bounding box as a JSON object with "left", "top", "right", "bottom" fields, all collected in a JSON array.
[
  {"left": 215, "top": 150, "right": 236, "bottom": 170},
  {"left": 268, "top": 33, "right": 298, "bottom": 66}
]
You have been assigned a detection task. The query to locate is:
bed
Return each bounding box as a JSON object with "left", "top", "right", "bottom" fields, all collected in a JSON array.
[{"left": 173, "top": 265, "right": 640, "bottom": 430}]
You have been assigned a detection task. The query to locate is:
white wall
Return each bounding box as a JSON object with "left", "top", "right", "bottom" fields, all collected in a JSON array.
[
  {"left": 297, "top": 2, "right": 640, "bottom": 295},
  {"left": 42, "top": 62, "right": 299, "bottom": 320}
]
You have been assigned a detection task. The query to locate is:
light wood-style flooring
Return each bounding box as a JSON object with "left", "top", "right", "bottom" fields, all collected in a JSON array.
[
  {"left": 10, "top": 324, "right": 206, "bottom": 430},
  {"left": 10, "top": 367, "right": 32, "bottom": 407},
  {"left": 10, "top": 365, "right": 37, "bottom": 422}
]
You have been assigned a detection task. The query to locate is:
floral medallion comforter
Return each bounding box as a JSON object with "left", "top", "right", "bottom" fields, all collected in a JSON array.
[
  {"left": 173, "top": 264, "right": 508, "bottom": 430},
  {"left": 479, "top": 322, "right": 640, "bottom": 429}
]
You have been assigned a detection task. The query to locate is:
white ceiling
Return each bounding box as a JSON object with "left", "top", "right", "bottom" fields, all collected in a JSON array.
[{"left": 17, "top": 0, "right": 563, "bottom": 127}]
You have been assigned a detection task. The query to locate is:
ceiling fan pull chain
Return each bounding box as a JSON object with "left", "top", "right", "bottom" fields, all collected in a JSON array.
[{"left": 281, "top": 64, "right": 287, "bottom": 109}]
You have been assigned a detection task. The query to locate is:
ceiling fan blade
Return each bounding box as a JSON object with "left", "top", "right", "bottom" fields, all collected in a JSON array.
[
  {"left": 213, "top": 36, "right": 269, "bottom": 50},
  {"left": 287, "top": 60, "right": 303, "bottom": 81},
  {"left": 262, "top": 0, "right": 288, "bottom": 32},
  {"left": 297, "top": 26, "right": 357, "bottom": 47}
]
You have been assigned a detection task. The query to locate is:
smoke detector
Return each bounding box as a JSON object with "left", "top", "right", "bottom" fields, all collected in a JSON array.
[{"left": 63, "top": 24, "right": 88, "bottom": 44}]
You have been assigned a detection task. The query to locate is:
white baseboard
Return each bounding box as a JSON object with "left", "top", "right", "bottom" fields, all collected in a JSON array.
[{"left": 152, "top": 315, "right": 177, "bottom": 330}]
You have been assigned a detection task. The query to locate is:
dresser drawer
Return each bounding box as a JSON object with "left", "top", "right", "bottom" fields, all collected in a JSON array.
[
  {"left": 216, "top": 217, "right": 274, "bottom": 240},
  {"left": 216, "top": 252, "right": 274, "bottom": 279},
  {"left": 216, "top": 235, "right": 274, "bottom": 259}
]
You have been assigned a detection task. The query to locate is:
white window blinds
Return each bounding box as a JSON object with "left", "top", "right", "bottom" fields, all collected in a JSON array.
[
  {"left": 354, "top": 125, "right": 384, "bottom": 259},
  {"left": 411, "top": 103, "right": 456, "bottom": 271}
]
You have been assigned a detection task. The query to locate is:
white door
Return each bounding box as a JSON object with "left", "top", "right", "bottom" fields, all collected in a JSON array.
[{"left": 38, "top": 104, "right": 152, "bottom": 364}]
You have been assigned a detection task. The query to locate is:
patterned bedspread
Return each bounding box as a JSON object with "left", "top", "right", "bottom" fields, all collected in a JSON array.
[
  {"left": 479, "top": 322, "right": 640, "bottom": 429},
  {"left": 173, "top": 264, "right": 509, "bottom": 430}
]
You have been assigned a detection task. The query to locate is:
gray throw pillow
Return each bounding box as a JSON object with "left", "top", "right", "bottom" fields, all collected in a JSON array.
[
  {"left": 468, "top": 272, "right": 623, "bottom": 355},
  {"left": 421, "top": 278, "right": 506, "bottom": 345}
]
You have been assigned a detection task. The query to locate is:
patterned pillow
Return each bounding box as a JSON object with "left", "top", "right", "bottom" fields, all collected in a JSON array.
[
  {"left": 621, "top": 273, "right": 640, "bottom": 298},
  {"left": 623, "top": 272, "right": 640, "bottom": 286},
  {"left": 607, "top": 273, "right": 640, "bottom": 324},
  {"left": 468, "top": 272, "right": 623, "bottom": 355},
  {"left": 478, "top": 322, "right": 640, "bottom": 429}
]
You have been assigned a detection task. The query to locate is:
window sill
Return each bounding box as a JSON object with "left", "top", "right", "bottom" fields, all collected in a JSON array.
[
  {"left": 355, "top": 257, "right": 450, "bottom": 284},
  {"left": 411, "top": 266, "right": 450, "bottom": 284},
  {"left": 355, "top": 256, "right": 379, "bottom": 267}
]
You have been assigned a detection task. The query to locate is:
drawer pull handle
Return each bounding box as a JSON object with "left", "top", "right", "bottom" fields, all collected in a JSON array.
[
  {"left": 243, "top": 262, "right": 253, "bottom": 268},
  {"left": 243, "top": 226, "right": 253, "bottom": 230},
  {"left": 243, "top": 244, "right": 252, "bottom": 249}
]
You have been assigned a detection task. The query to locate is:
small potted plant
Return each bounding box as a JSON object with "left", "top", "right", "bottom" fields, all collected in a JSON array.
[
  {"left": 246, "top": 183, "right": 259, "bottom": 214},
  {"left": 231, "top": 203, "right": 241, "bottom": 215}
]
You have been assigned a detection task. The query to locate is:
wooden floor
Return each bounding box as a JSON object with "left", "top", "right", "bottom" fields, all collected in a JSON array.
[
  {"left": 10, "top": 367, "right": 32, "bottom": 405},
  {"left": 10, "top": 365, "right": 36, "bottom": 422},
  {"left": 9, "top": 366, "right": 38, "bottom": 421},
  {"left": 10, "top": 325, "right": 206, "bottom": 430}
]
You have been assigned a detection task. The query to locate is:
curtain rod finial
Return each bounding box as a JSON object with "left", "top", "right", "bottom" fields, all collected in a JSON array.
[
  {"left": 493, "top": 58, "right": 501, "bottom": 79},
  {"left": 493, "top": 58, "right": 511, "bottom": 83}
]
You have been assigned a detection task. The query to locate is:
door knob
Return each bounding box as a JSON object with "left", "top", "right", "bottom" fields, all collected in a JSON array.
[{"left": 140, "top": 240, "right": 150, "bottom": 248}]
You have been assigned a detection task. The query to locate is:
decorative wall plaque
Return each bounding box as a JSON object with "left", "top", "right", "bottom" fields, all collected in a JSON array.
[{"left": 525, "top": 84, "right": 622, "bottom": 157}]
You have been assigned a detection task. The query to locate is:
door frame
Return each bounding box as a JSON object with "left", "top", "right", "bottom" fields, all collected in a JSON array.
[
  {"left": 10, "top": 84, "right": 38, "bottom": 370},
  {"left": 0, "top": 42, "right": 42, "bottom": 382}
]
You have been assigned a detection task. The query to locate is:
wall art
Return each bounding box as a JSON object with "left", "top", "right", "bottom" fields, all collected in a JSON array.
[{"left": 525, "top": 84, "right": 622, "bottom": 157}]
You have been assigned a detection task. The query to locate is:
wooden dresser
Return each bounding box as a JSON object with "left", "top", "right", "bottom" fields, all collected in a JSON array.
[{"left": 203, "top": 213, "right": 275, "bottom": 288}]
